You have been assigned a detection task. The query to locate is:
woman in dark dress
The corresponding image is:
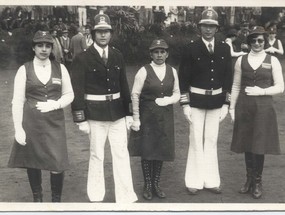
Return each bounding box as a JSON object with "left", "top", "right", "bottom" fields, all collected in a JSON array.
[
  {"left": 229, "top": 26, "right": 284, "bottom": 199},
  {"left": 8, "top": 30, "right": 74, "bottom": 202},
  {"left": 129, "top": 39, "right": 180, "bottom": 200}
]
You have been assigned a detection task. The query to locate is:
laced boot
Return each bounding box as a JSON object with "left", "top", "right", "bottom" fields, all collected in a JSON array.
[
  {"left": 50, "top": 172, "right": 64, "bottom": 202},
  {"left": 239, "top": 168, "right": 253, "bottom": 194},
  {"left": 152, "top": 160, "right": 166, "bottom": 198},
  {"left": 252, "top": 171, "right": 262, "bottom": 199},
  {"left": 27, "top": 168, "right": 43, "bottom": 202},
  {"left": 141, "top": 159, "right": 153, "bottom": 200}
]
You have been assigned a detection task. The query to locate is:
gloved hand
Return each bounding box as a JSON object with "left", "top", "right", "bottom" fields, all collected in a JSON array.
[
  {"left": 36, "top": 100, "right": 60, "bottom": 113},
  {"left": 131, "top": 119, "right": 141, "bottom": 131},
  {"left": 125, "top": 116, "right": 134, "bottom": 130},
  {"left": 229, "top": 109, "right": 235, "bottom": 123},
  {"left": 15, "top": 127, "right": 26, "bottom": 146},
  {"left": 219, "top": 104, "right": 229, "bottom": 122},
  {"left": 245, "top": 86, "right": 265, "bottom": 96},
  {"left": 183, "top": 105, "right": 192, "bottom": 123},
  {"left": 77, "top": 121, "right": 90, "bottom": 134},
  {"left": 155, "top": 96, "right": 172, "bottom": 106}
]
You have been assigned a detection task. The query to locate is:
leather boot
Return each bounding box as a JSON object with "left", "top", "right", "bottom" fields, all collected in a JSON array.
[
  {"left": 50, "top": 172, "right": 64, "bottom": 202},
  {"left": 252, "top": 171, "right": 262, "bottom": 199},
  {"left": 152, "top": 160, "right": 166, "bottom": 198},
  {"left": 239, "top": 152, "right": 253, "bottom": 194},
  {"left": 252, "top": 154, "right": 264, "bottom": 199},
  {"left": 141, "top": 159, "right": 153, "bottom": 200},
  {"left": 27, "top": 168, "right": 43, "bottom": 202}
]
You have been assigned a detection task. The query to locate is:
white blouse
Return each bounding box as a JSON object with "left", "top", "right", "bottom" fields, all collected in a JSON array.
[
  {"left": 230, "top": 50, "right": 284, "bottom": 110},
  {"left": 12, "top": 57, "right": 74, "bottom": 128},
  {"left": 131, "top": 62, "right": 180, "bottom": 121}
]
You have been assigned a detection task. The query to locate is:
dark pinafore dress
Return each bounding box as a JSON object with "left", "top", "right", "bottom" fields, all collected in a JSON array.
[
  {"left": 231, "top": 54, "right": 281, "bottom": 155},
  {"left": 128, "top": 64, "right": 175, "bottom": 161},
  {"left": 8, "top": 60, "right": 69, "bottom": 172}
]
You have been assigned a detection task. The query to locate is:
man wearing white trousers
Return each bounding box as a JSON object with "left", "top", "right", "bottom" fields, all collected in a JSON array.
[
  {"left": 71, "top": 12, "right": 137, "bottom": 203},
  {"left": 178, "top": 8, "right": 232, "bottom": 195}
]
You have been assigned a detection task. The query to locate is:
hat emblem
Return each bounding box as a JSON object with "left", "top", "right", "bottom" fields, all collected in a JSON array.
[
  {"left": 157, "top": 40, "right": 161, "bottom": 44},
  {"left": 253, "top": 26, "right": 257, "bottom": 30},
  {"left": 207, "top": 10, "right": 213, "bottom": 17},
  {"left": 42, "top": 31, "right": 47, "bottom": 36},
  {"left": 99, "top": 16, "right": 106, "bottom": 23}
]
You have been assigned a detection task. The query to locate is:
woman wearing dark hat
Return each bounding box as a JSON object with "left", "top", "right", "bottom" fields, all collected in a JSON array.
[
  {"left": 265, "top": 26, "right": 284, "bottom": 58},
  {"left": 129, "top": 39, "right": 180, "bottom": 200},
  {"left": 229, "top": 26, "right": 284, "bottom": 199},
  {"left": 8, "top": 30, "right": 74, "bottom": 202}
]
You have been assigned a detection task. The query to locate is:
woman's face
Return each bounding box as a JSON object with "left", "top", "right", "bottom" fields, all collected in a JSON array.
[
  {"left": 33, "top": 43, "right": 52, "bottom": 60},
  {"left": 150, "top": 48, "right": 169, "bottom": 65},
  {"left": 269, "top": 33, "right": 276, "bottom": 40},
  {"left": 249, "top": 35, "right": 265, "bottom": 53}
]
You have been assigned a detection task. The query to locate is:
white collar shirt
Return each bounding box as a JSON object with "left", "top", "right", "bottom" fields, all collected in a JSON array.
[
  {"left": 202, "top": 37, "right": 215, "bottom": 53},
  {"left": 94, "top": 42, "right": 109, "bottom": 58}
]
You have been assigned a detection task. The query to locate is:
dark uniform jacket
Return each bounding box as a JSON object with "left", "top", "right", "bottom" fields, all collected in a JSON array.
[
  {"left": 71, "top": 45, "right": 131, "bottom": 122},
  {"left": 179, "top": 38, "right": 232, "bottom": 109}
]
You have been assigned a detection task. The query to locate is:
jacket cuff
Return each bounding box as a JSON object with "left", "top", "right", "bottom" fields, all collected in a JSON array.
[
  {"left": 180, "top": 93, "right": 190, "bottom": 106},
  {"left": 224, "top": 92, "right": 231, "bottom": 105},
  {"left": 72, "top": 110, "right": 86, "bottom": 122}
]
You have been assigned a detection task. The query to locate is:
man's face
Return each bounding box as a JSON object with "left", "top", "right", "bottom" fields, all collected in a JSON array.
[
  {"left": 94, "top": 29, "right": 111, "bottom": 48},
  {"left": 200, "top": 24, "right": 218, "bottom": 41}
]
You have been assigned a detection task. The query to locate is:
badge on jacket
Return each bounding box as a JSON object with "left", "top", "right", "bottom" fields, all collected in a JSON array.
[{"left": 52, "top": 78, "right": 62, "bottom": 85}]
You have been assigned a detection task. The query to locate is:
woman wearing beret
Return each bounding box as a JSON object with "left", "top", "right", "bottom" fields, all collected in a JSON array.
[
  {"left": 230, "top": 26, "right": 284, "bottom": 199},
  {"left": 8, "top": 30, "right": 74, "bottom": 202},
  {"left": 129, "top": 39, "right": 180, "bottom": 200}
]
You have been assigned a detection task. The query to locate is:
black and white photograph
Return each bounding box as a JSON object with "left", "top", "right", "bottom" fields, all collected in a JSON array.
[{"left": 0, "top": 0, "right": 285, "bottom": 212}]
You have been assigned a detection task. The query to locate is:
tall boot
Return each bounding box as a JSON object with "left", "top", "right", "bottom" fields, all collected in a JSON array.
[
  {"left": 27, "top": 168, "right": 43, "bottom": 202},
  {"left": 252, "top": 154, "right": 264, "bottom": 199},
  {"left": 239, "top": 152, "right": 253, "bottom": 194},
  {"left": 152, "top": 160, "right": 166, "bottom": 198},
  {"left": 50, "top": 172, "right": 64, "bottom": 202},
  {"left": 141, "top": 159, "right": 153, "bottom": 200}
]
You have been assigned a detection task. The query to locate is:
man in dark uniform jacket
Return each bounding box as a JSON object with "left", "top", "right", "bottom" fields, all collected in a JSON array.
[
  {"left": 179, "top": 8, "right": 232, "bottom": 195},
  {"left": 70, "top": 12, "right": 137, "bottom": 203}
]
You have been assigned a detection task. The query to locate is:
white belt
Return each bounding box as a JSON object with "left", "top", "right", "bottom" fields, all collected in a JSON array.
[
  {"left": 84, "top": 92, "right": 120, "bottom": 101},
  {"left": 190, "top": 87, "right": 222, "bottom": 95}
]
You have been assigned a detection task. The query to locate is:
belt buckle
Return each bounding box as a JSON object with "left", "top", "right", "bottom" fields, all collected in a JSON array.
[
  {"left": 205, "top": 90, "right": 213, "bottom": 95},
  {"left": 106, "top": 94, "right": 113, "bottom": 101}
]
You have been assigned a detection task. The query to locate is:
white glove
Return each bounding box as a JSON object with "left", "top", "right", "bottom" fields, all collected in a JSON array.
[
  {"left": 15, "top": 127, "right": 26, "bottom": 146},
  {"left": 245, "top": 86, "right": 265, "bottom": 96},
  {"left": 155, "top": 97, "right": 172, "bottom": 106},
  {"left": 78, "top": 121, "right": 90, "bottom": 134},
  {"left": 36, "top": 100, "right": 60, "bottom": 113},
  {"left": 229, "top": 109, "right": 235, "bottom": 123},
  {"left": 183, "top": 105, "right": 192, "bottom": 123},
  {"left": 125, "top": 116, "right": 133, "bottom": 130},
  {"left": 131, "top": 119, "right": 141, "bottom": 131},
  {"left": 219, "top": 104, "right": 229, "bottom": 122}
]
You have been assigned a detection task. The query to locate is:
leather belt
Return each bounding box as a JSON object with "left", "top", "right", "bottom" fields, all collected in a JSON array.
[
  {"left": 84, "top": 92, "right": 120, "bottom": 101},
  {"left": 190, "top": 87, "right": 222, "bottom": 95}
]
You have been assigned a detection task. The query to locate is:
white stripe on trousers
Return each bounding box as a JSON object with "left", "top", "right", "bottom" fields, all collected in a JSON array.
[
  {"left": 185, "top": 107, "right": 221, "bottom": 189},
  {"left": 87, "top": 118, "right": 137, "bottom": 203}
]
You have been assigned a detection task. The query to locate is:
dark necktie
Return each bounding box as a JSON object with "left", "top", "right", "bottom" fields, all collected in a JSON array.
[
  {"left": 208, "top": 43, "right": 214, "bottom": 54},
  {"left": 102, "top": 49, "right": 108, "bottom": 65}
]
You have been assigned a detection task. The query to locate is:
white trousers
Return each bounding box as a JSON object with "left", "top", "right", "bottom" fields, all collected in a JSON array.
[
  {"left": 87, "top": 118, "right": 137, "bottom": 203},
  {"left": 185, "top": 107, "right": 221, "bottom": 189},
  {"left": 78, "top": 7, "right": 87, "bottom": 26}
]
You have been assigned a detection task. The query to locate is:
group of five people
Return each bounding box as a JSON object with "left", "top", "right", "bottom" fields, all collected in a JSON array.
[{"left": 8, "top": 8, "right": 284, "bottom": 203}]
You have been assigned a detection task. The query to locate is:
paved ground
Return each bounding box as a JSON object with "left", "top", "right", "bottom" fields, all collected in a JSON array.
[{"left": 0, "top": 61, "right": 285, "bottom": 211}]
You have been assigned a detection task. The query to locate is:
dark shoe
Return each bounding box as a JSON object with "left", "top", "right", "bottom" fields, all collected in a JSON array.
[
  {"left": 187, "top": 188, "right": 199, "bottom": 195},
  {"left": 152, "top": 160, "right": 166, "bottom": 198},
  {"left": 50, "top": 172, "right": 64, "bottom": 202},
  {"left": 27, "top": 168, "right": 43, "bottom": 202},
  {"left": 141, "top": 160, "right": 153, "bottom": 200},
  {"left": 239, "top": 168, "right": 253, "bottom": 194},
  {"left": 206, "top": 187, "right": 222, "bottom": 194}
]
